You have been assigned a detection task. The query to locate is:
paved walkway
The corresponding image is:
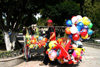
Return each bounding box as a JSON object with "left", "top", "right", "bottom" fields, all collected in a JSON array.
[{"left": 14, "top": 45, "right": 100, "bottom": 67}]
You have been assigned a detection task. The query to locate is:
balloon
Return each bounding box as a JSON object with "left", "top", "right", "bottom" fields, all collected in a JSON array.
[
  {"left": 77, "top": 18, "right": 83, "bottom": 22},
  {"left": 57, "top": 38, "right": 63, "bottom": 44},
  {"left": 72, "top": 33, "right": 80, "bottom": 41},
  {"left": 72, "top": 50, "right": 77, "bottom": 57},
  {"left": 58, "top": 59, "right": 65, "bottom": 64},
  {"left": 48, "top": 50, "right": 57, "bottom": 61},
  {"left": 38, "top": 36, "right": 43, "bottom": 40},
  {"left": 65, "top": 27, "right": 71, "bottom": 34},
  {"left": 42, "top": 38, "right": 48, "bottom": 42},
  {"left": 75, "top": 48, "right": 82, "bottom": 57},
  {"left": 84, "top": 26, "right": 88, "bottom": 30},
  {"left": 77, "top": 26, "right": 82, "bottom": 32},
  {"left": 72, "top": 44, "right": 77, "bottom": 49},
  {"left": 31, "top": 38, "right": 36, "bottom": 44},
  {"left": 81, "top": 34, "right": 88, "bottom": 39},
  {"left": 66, "top": 20, "right": 72, "bottom": 26},
  {"left": 77, "top": 15, "right": 82, "bottom": 20},
  {"left": 68, "top": 34, "right": 73, "bottom": 40},
  {"left": 29, "top": 44, "right": 34, "bottom": 48},
  {"left": 88, "top": 29, "right": 93, "bottom": 35},
  {"left": 75, "top": 41, "right": 83, "bottom": 47},
  {"left": 70, "top": 25, "right": 78, "bottom": 34},
  {"left": 88, "top": 23, "right": 93, "bottom": 29},
  {"left": 49, "top": 41, "right": 57, "bottom": 49},
  {"left": 31, "top": 35, "right": 34, "bottom": 40},
  {"left": 82, "top": 17, "right": 90, "bottom": 26},
  {"left": 26, "top": 34, "right": 31, "bottom": 39},
  {"left": 71, "top": 16, "right": 77, "bottom": 24},
  {"left": 27, "top": 40, "right": 31, "bottom": 44},
  {"left": 80, "top": 29, "right": 87, "bottom": 37},
  {"left": 77, "top": 22, "right": 84, "bottom": 28}
]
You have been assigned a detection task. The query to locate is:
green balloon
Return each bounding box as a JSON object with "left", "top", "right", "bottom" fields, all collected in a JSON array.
[{"left": 88, "top": 23, "right": 93, "bottom": 28}]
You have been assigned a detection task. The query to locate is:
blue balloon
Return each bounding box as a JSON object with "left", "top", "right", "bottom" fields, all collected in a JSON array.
[
  {"left": 88, "top": 29, "right": 93, "bottom": 35},
  {"left": 77, "top": 26, "right": 81, "bottom": 32},
  {"left": 66, "top": 20, "right": 72, "bottom": 27},
  {"left": 68, "top": 34, "right": 73, "bottom": 40},
  {"left": 77, "top": 22, "right": 84, "bottom": 28}
]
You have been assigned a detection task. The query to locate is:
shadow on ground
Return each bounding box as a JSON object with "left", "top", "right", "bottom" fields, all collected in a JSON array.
[{"left": 29, "top": 53, "right": 79, "bottom": 67}]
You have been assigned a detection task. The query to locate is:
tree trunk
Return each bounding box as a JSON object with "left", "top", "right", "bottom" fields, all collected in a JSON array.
[{"left": 3, "top": 32, "right": 17, "bottom": 51}]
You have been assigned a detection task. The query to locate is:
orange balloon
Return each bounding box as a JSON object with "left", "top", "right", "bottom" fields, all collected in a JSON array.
[
  {"left": 65, "top": 27, "right": 71, "bottom": 34},
  {"left": 42, "top": 38, "right": 48, "bottom": 42},
  {"left": 31, "top": 38, "right": 36, "bottom": 44}
]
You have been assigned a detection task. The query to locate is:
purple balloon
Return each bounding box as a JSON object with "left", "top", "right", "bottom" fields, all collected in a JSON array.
[{"left": 84, "top": 26, "right": 88, "bottom": 30}]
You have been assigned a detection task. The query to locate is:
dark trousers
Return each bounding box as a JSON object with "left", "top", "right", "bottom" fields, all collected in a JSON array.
[{"left": 43, "top": 42, "right": 50, "bottom": 65}]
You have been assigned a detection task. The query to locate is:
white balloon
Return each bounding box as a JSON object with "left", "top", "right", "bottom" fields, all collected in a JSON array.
[
  {"left": 76, "top": 41, "right": 83, "bottom": 46},
  {"left": 77, "top": 15, "right": 82, "bottom": 20},
  {"left": 70, "top": 25, "right": 78, "bottom": 34},
  {"left": 71, "top": 16, "right": 77, "bottom": 24},
  {"left": 72, "top": 44, "right": 77, "bottom": 48}
]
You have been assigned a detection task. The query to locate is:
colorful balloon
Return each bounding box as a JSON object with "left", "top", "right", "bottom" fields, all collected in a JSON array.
[
  {"left": 75, "top": 41, "right": 83, "bottom": 47},
  {"left": 88, "top": 29, "right": 93, "bottom": 35},
  {"left": 65, "top": 27, "right": 71, "bottom": 34},
  {"left": 88, "top": 23, "right": 93, "bottom": 29},
  {"left": 66, "top": 20, "right": 72, "bottom": 26},
  {"left": 84, "top": 26, "right": 88, "bottom": 30},
  {"left": 42, "top": 38, "right": 48, "bottom": 42},
  {"left": 68, "top": 34, "right": 73, "bottom": 40},
  {"left": 76, "top": 15, "right": 82, "bottom": 20},
  {"left": 71, "top": 16, "right": 77, "bottom": 24},
  {"left": 72, "top": 33, "right": 80, "bottom": 41},
  {"left": 31, "top": 38, "right": 36, "bottom": 44},
  {"left": 77, "top": 22, "right": 84, "bottom": 28},
  {"left": 72, "top": 50, "right": 77, "bottom": 57},
  {"left": 48, "top": 50, "right": 57, "bottom": 61},
  {"left": 49, "top": 41, "right": 57, "bottom": 49},
  {"left": 77, "top": 26, "right": 82, "bottom": 32},
  {"left": 81, "top": 34, "right": 88, "bottom": 39},
  {"left": 80, "top": 29, "right": 87, "bottom": 37},
  {"left": 70, "top": 25, "right": 78, "bottom": 34}
]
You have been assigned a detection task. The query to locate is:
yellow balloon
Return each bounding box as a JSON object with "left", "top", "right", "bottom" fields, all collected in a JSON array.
[
  {"left": 83, "top": 17, "right": 88, "bottom": 20},
  {"left": 29, "top": 44, "right": 34, "bottom": 48},
  {"left": 75, "top": 48, "right": 82, "bottom": 56},
  {"left": 82, "top": 17, "right": 90, "bottom": 26},
  {"left": 81, "top": 34, "right": 88, "bottom": 39},
  {"left": 49, "top": 41, "right": 57, "bottom": 49}
]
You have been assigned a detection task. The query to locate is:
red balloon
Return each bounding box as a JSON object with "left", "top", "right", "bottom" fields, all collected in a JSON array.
[
  {"left": 80, "top": 29, "right": 87, "bottom": 37},
  {"left": 72, "top": 33, "right": 80, "bottom": 41}
]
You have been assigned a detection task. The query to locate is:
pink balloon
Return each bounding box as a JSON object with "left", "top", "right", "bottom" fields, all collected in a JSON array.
[{"left": 72, "top": 51, "right": 77, "bottom": 57}]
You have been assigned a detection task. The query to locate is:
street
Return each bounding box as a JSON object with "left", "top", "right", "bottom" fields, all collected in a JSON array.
[{"left": 14, "top": 45, "right": 100, "bottom": 67}]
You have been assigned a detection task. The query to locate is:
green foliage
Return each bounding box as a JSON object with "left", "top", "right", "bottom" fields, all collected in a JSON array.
[
  {"left": 37, "top": 18, "right": 49, "bottom": 26},
  {"left": 83, "top": 0, "right": 95, "bottom": 20},
  {"left": 0, "top": 29, "right": 4, "bottom": 44},
  {"left": 41, "top": 1, "right": 80, "bottom": 26}
]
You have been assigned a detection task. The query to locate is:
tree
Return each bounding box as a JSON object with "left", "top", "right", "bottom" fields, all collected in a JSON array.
[
  {"left": 0, "top": 0, "right": 39, "bottom": 51},
  {"left": 83, "top": 0, "right": 96, "bottom": 26},
  {"left": 41, "top": 1, "right": 80, "bottom": 25}
]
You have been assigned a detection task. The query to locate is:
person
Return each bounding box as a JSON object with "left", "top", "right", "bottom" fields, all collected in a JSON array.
[
  {"left": 45, "top": 19, "right": 56, "bottom": 41},
  {"left": 39, "top": 19, "right": 56, "bottom": 65}
]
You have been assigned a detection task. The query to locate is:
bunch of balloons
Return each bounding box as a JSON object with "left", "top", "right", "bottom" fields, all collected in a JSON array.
[
  {"left": 65, "top": 15, "right": 93, "bottom": 41},
  {"left": 26, "top": 34, "right": 48, "bottom": 49}
]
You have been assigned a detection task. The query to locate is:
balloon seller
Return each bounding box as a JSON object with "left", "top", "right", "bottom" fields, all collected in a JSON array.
[
  {"left": 41, "top": 15, "right": 93, "bottom": 65},
  {"left": 40, "top": 19, "right": 56, "bottom": 65}
]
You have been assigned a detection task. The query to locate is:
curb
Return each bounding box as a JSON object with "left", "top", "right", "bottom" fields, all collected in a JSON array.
[{"left": 0, "top": 54, "right": 24, "bottom": 67}]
